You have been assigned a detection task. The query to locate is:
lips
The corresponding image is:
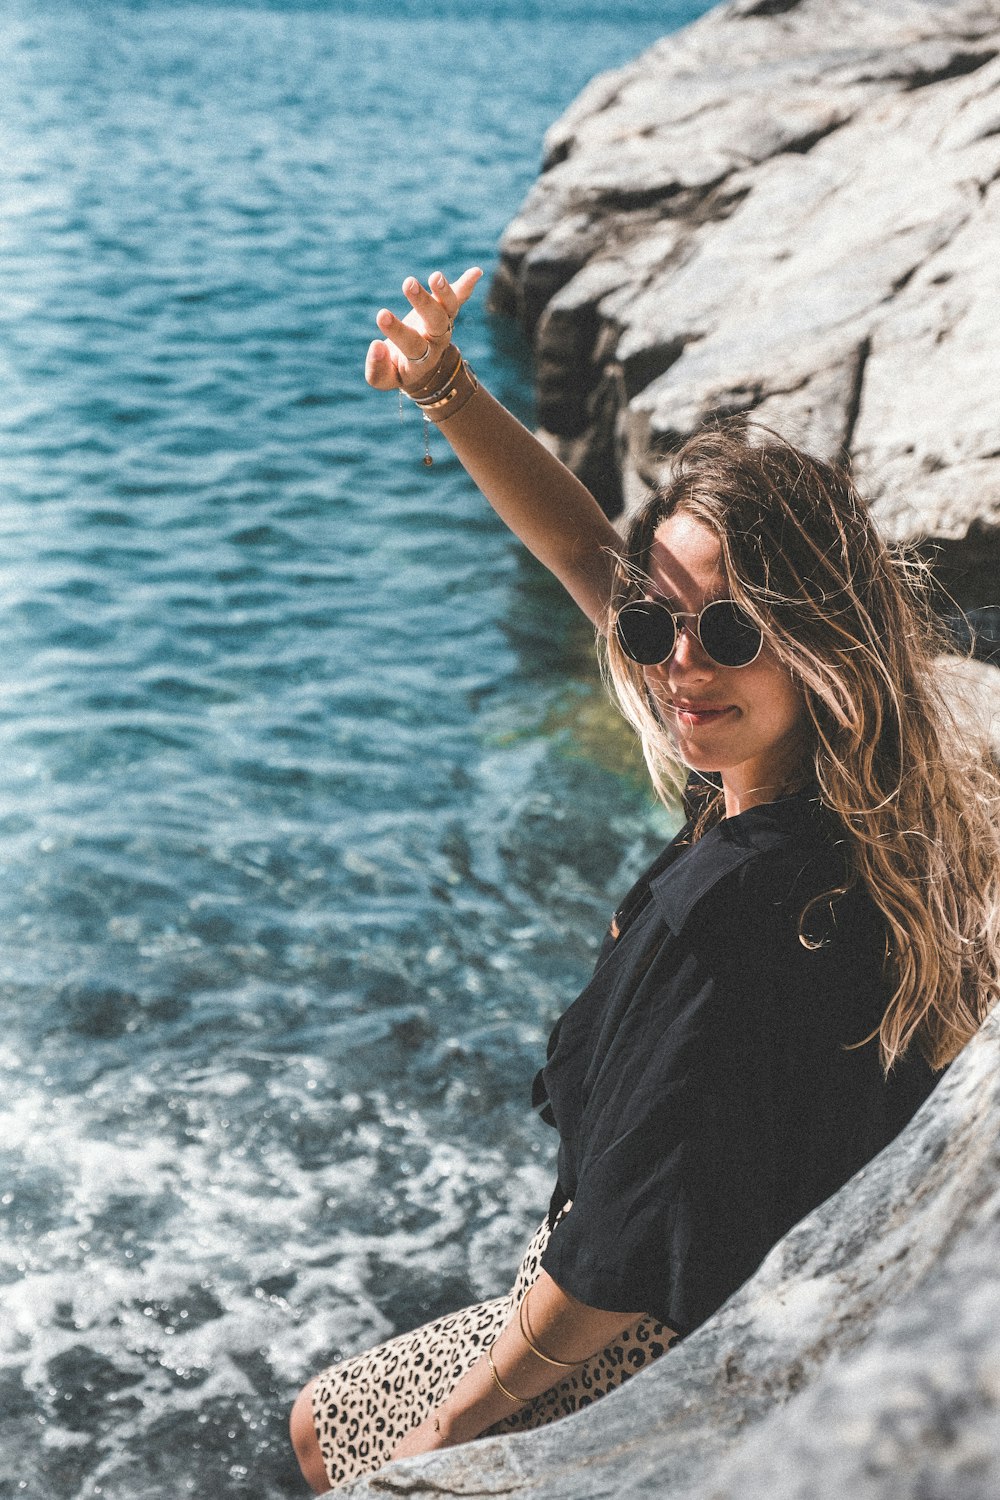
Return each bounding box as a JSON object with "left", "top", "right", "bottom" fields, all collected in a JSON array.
[{"left": 669, "top": 700, "right": 736, "bottom": 727}]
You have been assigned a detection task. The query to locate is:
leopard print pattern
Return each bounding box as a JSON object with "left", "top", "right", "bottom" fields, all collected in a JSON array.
[{"left": 310, "top": 1211, "right": 677, "bottom": 1490}]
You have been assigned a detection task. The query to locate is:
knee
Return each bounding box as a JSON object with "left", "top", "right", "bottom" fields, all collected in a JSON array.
[{"left": 290, "top": 1380, "right": 329, "bottom": 1494}]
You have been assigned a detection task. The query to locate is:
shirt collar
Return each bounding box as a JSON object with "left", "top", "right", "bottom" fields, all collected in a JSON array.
[{"left": 649, "top": 790, "right": 824, "bottom": 935}]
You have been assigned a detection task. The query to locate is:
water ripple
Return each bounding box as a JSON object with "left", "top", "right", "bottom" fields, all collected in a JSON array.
[{"left": 0, "top": 2, "right": 709, "bottom": 1495}]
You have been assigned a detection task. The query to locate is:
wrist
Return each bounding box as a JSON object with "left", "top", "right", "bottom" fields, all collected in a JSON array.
[
  {"left": 432, "top": 1394, "right": 481, "bottom": 1447},
  {"left": 404, "top": 345, "right": 479, "bottom": 425},
  {"left": 433, "top": 1350, "right": 526, "bottom": 1445},
  {"left": 429, "top": 1403, "right": 461, "bottom": 1444},
  {"left": 403, "top": 342, "right": 457, "bottom": 399}
]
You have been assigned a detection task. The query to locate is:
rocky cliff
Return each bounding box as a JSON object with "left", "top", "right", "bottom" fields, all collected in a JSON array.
[
  {"left": 331, "top": 5, "right": 1000, "bottom": 1494},
  {"left": 492, "top": 0, "right": 1000, "bottom": 581},
  {"left": 492, "top": 0, "right": 1000, "bottom": 752}
]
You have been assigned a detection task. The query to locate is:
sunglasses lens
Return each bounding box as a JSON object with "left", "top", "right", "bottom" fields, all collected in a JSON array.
[
  {"left": 615, "top": 601, "right": 677, "bottom": 665},
  {"left": 699, "top": 600, "right": 762, "bottom": 668}
]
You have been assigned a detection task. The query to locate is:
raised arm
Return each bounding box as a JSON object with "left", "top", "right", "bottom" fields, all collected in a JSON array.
[{"left": 366, "top": 270, "right": 623, "bottom": 629}]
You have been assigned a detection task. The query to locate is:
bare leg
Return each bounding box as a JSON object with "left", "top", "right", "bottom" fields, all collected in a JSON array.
[{"left": 290, "top": 1379, "right": 329, "bottom": 1493}]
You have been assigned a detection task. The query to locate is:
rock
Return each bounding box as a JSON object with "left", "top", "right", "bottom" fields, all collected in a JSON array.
[
  {"left": 332, "top": 1006, "right": 1000, "bottom": 1499},
  {"left": 491, "top": 0, "right": 1000, "bottom": 562},
  {"left": 939, "top": 654, "right": 1000, "bottom": 759}
]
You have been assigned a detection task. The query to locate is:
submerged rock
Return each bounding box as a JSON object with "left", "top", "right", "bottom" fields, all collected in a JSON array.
[
  {"left": 491, "top": 0, "right": 1000, "bottom": 563},
  {"left": 335, "top": 1006, "right": 1000, "bottom": 1498}
]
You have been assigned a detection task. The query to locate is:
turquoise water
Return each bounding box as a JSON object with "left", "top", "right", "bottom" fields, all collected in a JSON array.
[{"left": 0, "top": 2, "right": 711, "bottom": 1494}]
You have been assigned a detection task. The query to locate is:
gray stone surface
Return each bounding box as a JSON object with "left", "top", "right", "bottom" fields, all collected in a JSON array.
[
  {"left": 939, "top": 654, "right": 1000, "bottom": 758},
  {"left": 491, "top": 0, "right": 1000, "bottom": 549},
  {"left": 332, "top": 1006, "right": 1000, "bottom": 1499}
]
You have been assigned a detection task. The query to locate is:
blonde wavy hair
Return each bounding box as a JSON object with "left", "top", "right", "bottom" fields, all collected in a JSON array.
[{"left": 603, "top": 423, "right": 1000, "bottom": 1075}]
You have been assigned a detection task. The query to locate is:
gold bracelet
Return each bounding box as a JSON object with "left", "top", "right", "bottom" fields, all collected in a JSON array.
[
  {"left": 487, "top": 1344, "right": 530, "bottom": 1404},
  {"left": 414, "top": 377, "right": 468, "bottom": 411},
  {"left": 431, "top": 365, "right": 478, "bottom": 423},
  {"left": 408, "top": 349, "right": 464, "bottom": 406},
  {"left": 517, "top": 1288, "right": 580, "bottom": 1369},
  {"left": 399, "top": 347, "right": 478, "bottom": 466}
]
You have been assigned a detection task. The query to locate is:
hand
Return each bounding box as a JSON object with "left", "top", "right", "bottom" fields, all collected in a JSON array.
[
  {"left": 366, "top": 267, "right": 483, "bottom": 393},
  {"left": 388, "top": 1409, "right": 456, "bottom": 1463}
]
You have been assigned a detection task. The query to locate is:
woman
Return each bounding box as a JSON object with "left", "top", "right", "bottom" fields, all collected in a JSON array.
[{"left": 290, "top": 269, "right": 1000, "bottom": 1491}]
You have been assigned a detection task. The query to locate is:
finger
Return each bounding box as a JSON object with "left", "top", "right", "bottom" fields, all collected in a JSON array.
[
  {"left": 427, "top": 270, "right": 460, "bottom": 321},
  {"left": 432, "top": 266, "right": 483, "bottom": 315},
  {"left": 426, "top": 268, "right": 480, "bottom": 320},
  {"left": 365, "top": 338, "right": 401, "bottom": 390},
  {"left": 376, "top": 305, "right": 433, "bottom": 361},
  {"left": 401, "top": 277, "right": 453, "bottom": 339}
]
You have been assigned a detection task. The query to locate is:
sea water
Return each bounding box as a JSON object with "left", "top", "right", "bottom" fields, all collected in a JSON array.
[{"left": 0, "top": 2, "right": 712, "bottom": 1493}]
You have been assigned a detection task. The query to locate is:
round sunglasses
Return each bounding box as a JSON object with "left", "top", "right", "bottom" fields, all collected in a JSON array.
[{"left": 614, "top": 596, "right": 764, "bottom": 669}]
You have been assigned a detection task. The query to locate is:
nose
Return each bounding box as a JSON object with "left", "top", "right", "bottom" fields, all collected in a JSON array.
[
  {"left": 644, "top": 620, "right": 712, "bottom": 695},
  {"left": 669, "top": 619, "right": 713, "bottom": 673}
]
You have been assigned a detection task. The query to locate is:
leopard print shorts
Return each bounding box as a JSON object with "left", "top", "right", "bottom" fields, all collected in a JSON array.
[{"left": 309, "top": 1209, "right": 677, "bottom": 1490}]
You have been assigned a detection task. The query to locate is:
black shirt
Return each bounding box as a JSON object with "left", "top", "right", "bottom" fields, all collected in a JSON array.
[{"left": 532, "top": 789, "right": 939, "bottom": 1338}]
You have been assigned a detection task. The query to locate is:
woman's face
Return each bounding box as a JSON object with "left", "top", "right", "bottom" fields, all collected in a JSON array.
[{"left": 642, "top": 512, "right": 809, "bottom": 817}]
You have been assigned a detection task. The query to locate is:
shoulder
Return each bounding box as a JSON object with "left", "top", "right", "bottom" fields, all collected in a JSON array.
[
  {"left": 646, "top": 794, "right": 892, "bottom": 1047},
  {"left": 648, "top": 792, "right": 848, "bottom": 941}
]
